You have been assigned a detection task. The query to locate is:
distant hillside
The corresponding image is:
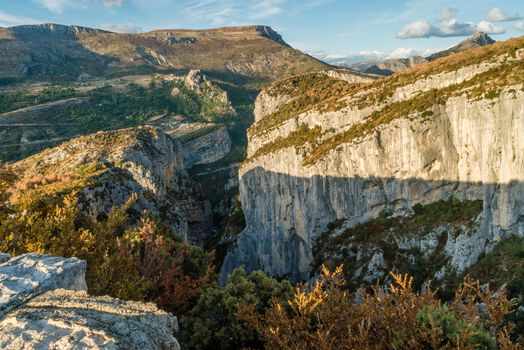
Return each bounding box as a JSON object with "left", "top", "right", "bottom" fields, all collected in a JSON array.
[
  {"left": 347, "top": 32, "right": 496, "bottom": 76},
  {"left": 0, "top": 23, "right": 328, "bottom": 82},
  {"left": 352, "top": 56, "right": 428, "bottom": 76}
]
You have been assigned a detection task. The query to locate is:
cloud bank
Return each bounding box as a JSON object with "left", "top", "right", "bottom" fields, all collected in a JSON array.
[
  {"left": 100, "top": 22, "right": 142, "bottom": 33},
  {"left": 397, "top": 7, "right": 506, "bottom": 39},
  {"left": 486, "top": 8, "right": 521, "bottom": 22},
  {"left": 310, "top": 46, "right": 443, "bottom": 66},
  {"left": 34, "top": 0, "right": 124, "bottom": 14}
]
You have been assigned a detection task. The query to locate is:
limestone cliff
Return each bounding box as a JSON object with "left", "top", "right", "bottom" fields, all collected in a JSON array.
[
  {"left": 221, "top": 37, "right": 524, "bottom": 283},
  {"left": 8, "top": 126, "right": 213, "bottom": 245},
  {"left": 182, "top": 126, "right": 232, "bottom": 167}
]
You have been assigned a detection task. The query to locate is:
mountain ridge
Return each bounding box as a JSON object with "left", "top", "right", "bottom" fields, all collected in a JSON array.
[
  {"left": 0, "top": 23, "right": 326, "bottom": 82},
  {"left": 346, "top": 32, "right": 497, "bottom": 76}
]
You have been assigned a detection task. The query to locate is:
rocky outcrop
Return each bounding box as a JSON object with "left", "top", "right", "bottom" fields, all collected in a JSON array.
[
  {"left": 183, "top": 69, "right": 237, "bottom": 119},
  {"left": 182, "top": 126, "right": 232, "bottom": 167},
  {"left": 255, "top": 25, "right": 289, "bottom": 47},
  {"left": 0, "top": 253, "right": 179, "bottom": 349},
  {"left": 9, "top": 126, "right": 213, "bottom": 245},
  {"left": 361, "top": 56, "right": 428, "bottom": 76},
  {"left": 0, "top": 254, "right": 87, "bottom": 317},
  {"left": 220, "top": 36, "right": 524, "bottom": 283}
]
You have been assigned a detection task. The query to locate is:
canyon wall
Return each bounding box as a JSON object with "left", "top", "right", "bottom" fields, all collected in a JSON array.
[{"left": 221, "top": 42, "right": 524, "bottom": 282}]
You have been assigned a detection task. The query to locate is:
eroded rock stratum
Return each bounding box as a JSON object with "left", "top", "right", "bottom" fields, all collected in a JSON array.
[{"left": 0, "top": 253, "right": 180, "bottom": 350}]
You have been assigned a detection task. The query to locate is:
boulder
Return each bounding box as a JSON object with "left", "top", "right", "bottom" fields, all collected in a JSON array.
[{"left": 0, "top": 253, "right": 180, "bottom": 349}]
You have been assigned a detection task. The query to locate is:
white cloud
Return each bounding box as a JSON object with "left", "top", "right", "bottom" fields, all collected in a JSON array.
[
  {"left": 178, "top": 0, "right": 326, "bottom": 26},
  {"left": 476, "top": 20, "right": 505, "bottom": 34},
  {"left": 101, "top": 0, "right": 124, "bottom": 8},
  {"left": 251, "top": 0, "right": 286, "bottom": 19},
  {"left": 100, "top": 22, "right": 142, "bottom": 33},
  {"left": 33, "top": 0, "right": 89, "bottom": 13},
  {"left": 0, "top": 11, "right": 43, "bottom": 27},
  {"left": 310, "top": 46, "right": 444, "bottom": 66},
  {"left": 486, "top": 8, "right": 521, "bottom": 22},
  {"left": 397, "top": 8, "right": 506, "bottom": 39},
  {"left": 515, "top": 22, "right": 524, "bottom": 31},
  {"left": 440, "top": 7, "right": 456, "bottom": 21},
  {"left": 33, "top": 0, "right": 123, "bottom": 13},
  {"left": 310, "top": 50, "right": 387, "bottom": 65},
  {"left": 397, "top": 20, "right": 434, "bottom": 39}
]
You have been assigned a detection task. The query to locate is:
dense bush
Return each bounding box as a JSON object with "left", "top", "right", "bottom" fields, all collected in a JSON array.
[
  {"left": 181, "top": 268, "right": 293, "bottom": 349},
  {"left": 0, "top": 177, "right": 214, "bottom": 315},
  {"left": 238, "top": 266, "right": 523, "bottom": 349}
]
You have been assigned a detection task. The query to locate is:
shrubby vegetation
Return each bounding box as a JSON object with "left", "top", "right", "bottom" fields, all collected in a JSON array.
[
  {"left": 65, "top": 81, "right": 201, "bottom": 133},
  {"left": 0, "top": 86, "right": 76, "bottom": 113},
  {"left": 467, "top": 237, "right": 524, "bottom": 335},
  {"left": 1, "top": 163, "right": 523, "bottom": 348},
  {"left": 0, "top": 166, "right": 213, "bottom": 315},
  {"left": 238, "top": 266, "right": 523, "bottom": 349},
  {"left": 181, "top": 268, "right": 292, "bottom": 349},
  {"left": 313, "top": 198, "right": 483, "bottom": 290}
]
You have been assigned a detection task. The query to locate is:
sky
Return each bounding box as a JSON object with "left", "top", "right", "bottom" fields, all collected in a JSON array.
[{"left": 1, "top": 0, "right": 523, "bottom": 63}]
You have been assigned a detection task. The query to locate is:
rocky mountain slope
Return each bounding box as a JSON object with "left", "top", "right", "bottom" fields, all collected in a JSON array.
[
  {"left": 349, "top": 32, "right": 495, "bottom": 76},
  {"left": 220, "top": 36, "right": 524, "bottom": 283},
  {"left": 427, "top": 32, "right": 496, "bottom": 61},
  {"left": 0, "top": 253, "right": 180, "bottom": 349},
  {"left": 0, "top": 70, "right": 236, "bottom": 163},
  {"left": 0, "top": 23, "right": 327, "bottom": 82},
  {"left": 6, "top": 126, "right": 213, "bottom": 245}
]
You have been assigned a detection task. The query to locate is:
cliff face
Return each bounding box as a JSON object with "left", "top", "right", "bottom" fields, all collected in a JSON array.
[
  {"left": 220, "top": 38, "right": 524, "bottom": 282},
  {"left": 182, "top": 126, "right": 232, "bottom": 168},
  {"left": 9, "top": 126, "right": 213, "bottom": 245}
]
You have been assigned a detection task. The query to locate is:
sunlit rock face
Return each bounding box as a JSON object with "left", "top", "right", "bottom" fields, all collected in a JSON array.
[
  {"left": 221, "top": 42, "right": 524, "bottom": 283},
  {"left": 0, "top": 253, "right": 180, "bottom": 350}
]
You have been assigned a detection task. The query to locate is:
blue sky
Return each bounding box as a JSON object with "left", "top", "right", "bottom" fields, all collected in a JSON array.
[{"left": 1, "top": 0, "right": 523, "bottom": 61}]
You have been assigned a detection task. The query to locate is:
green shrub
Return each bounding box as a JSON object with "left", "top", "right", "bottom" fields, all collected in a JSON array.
[{"left": 180, "top": 268, "right": 293, "bottom": 350}]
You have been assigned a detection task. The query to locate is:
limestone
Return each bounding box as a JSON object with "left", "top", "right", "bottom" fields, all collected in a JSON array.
[
  {"left": 0, "top": 253, "right": 87, "bottom": 317},
  {"left": 0, "top": 254, "right": 180, "bottom": 350},
  {"left": 183, "top": 69, "right": 237, "bottom": 118},
  {"left": 0, "top": 289, "right": 180, "bottom": 350},
  {"left": 182, "top": 126, "right": 232, "bottom": 167},
  {"left": 220, "top": 47, "right": 524, "bottom": 283},
  {"left": 0, "top": 253, "right": 11, "bottom": 263},
  {"left": 10, "top": 126, "right": 213, "bottom": 245}
]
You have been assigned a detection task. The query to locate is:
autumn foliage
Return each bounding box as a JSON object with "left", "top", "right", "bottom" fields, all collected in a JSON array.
[
  {"left": 239, "top": 265, "right": 523, "bottom": 350},
  {"left": 0, "top": 169, "right": 214, "bottom": 315}
]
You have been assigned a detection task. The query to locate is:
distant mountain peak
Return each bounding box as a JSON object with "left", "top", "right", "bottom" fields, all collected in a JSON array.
[
  {"left": 462, "top": 32, "right": 496, "bottom": 46},
  {"left": 426, "top": 32, "right": 496, "bottom": 61}
]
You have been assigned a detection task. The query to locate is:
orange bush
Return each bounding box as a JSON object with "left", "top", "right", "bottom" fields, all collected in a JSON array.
[{"left": 239, "top": 266, "right": 523, "bottom": 350}]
